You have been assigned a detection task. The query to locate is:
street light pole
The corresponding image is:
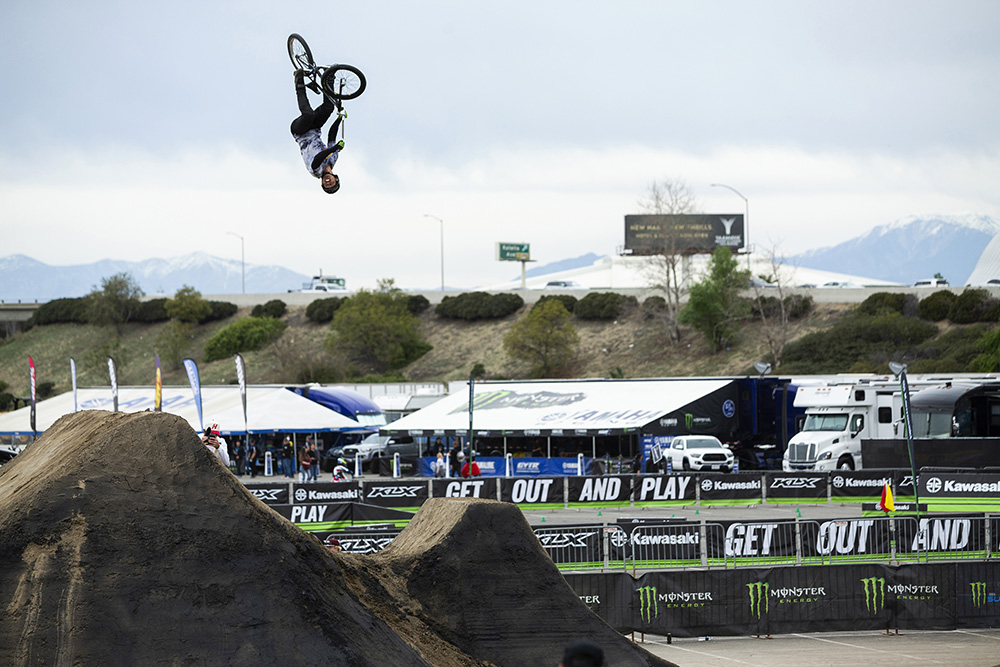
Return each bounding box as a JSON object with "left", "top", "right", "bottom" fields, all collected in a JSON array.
[
  {"left": 710, "top": 183, "right": 749, "bottom": 253},
  {"left": 227, "top": 232, "right": 245, "bottom": 294},
  {"left": 423, "top": 214, "right": 445, "bottom": 291}
]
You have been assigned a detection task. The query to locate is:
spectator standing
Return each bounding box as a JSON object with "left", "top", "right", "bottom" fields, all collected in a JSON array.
[
  {"left": 432, "top": 452, "right": 447, "bottom": 478},
  {"left": 298, "top": 444, "right": 314, "bottom": 483},
  {"left": 280, "top": 437, "right": 295, "bottom": 478},
  {"left": 448, "top": 443, "right": 461, "bottom": 477},
  {"left": 247, "top": 440, "right": 259, "bottom": 478},
  {"left": 307, "top": 439, "right": 320, "bottom": 482}
]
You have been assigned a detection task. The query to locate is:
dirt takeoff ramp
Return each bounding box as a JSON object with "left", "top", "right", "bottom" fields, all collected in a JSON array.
[
  {"left": 340, "top": 497, "right": 675, "bottom": 667},
  {"left": 0, "top": 411, "right": 467, "bottom": 666}
]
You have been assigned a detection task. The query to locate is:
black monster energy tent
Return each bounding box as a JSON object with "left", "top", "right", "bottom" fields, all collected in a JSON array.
[{"left": 381, "top": 378, "right": 740, "bottom": 438}]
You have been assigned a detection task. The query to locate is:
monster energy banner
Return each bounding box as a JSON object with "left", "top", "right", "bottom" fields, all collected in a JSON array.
[
  {"left": 533, "top": 524, "right": 604, "bottom": 567},
  {"left": 698, "top": 472, "right": 763, "bottom": 506},
  {"left": 765, "top": 472, "right": 828, "bottom": 503},
  {"left": 362, "top": 480, "right": 430, "bottom": 510},
  {"left": 830, "top": 470, "right": 894, "bottom": 502},
  {"left": 431, "top": 478, "right": 495, "bottom": 499},
  {"left": 499, "top": 477, "right": 566, "bottom": 508},
  {"left": 244, "top": 483, "right": 290, "bottom": 505},
  {"left": 567, "top": 562, "right": 1000, "bottom": 637},
  {"left": 632, "top": 474, "right": 697, "bottom": 507},
  {"left": 567, "top": 475, "right": 633, "bottom": 507},
  {"left": 644, "top": 382, "right": 740, "bottom": 437}
]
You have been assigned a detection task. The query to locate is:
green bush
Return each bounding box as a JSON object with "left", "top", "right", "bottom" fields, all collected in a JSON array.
[
  {"left": 28, "top": 297, "right": 89, "bottom": 326},
  {"left": 436, "top": 292, "right": 524, "bottom": 320},
  {"left": 36, "top": 380, "right": 56, "bottom": 398},
  {"left": 909, "top": 324, "right": 992, "bottom": 373},
  {"left": 305, "top": 297, "right": 345, "bottom": 323},
  {"left": 948, "top": 288, "right": 997, "bottom": 324},
  {"left": 785, "top": 294, "right": 814, "bottom": 319},
  {"left": 203, "top": 317, "right": 287, "bottom": 361},
  {"left": 251, "top": 299, "right": 287, "bottom": 319},
  {"left": 857, "top": 292, "right": 907, "bottom": 316},
  {"left": 574, "top": 292, "right": 638, "bottom": 320},
  {"left": 751, "top": 294, "right": 814, "bottom": 321},
  {"left": 918, "top": 290, "right": 956, "bottom": 321},
  {"left": 0, "top": 392, "right": 14, "bottom": 411},
  {"left": 407, "top": 294, "right": 431, "bottom": 315},
  {"left": 201, "top": 301, "right": 238, "bottom": 324},
  {"left": 533, "top": 294, "right": 577, "bottom": 314},
  {"left": 641, "top": 296, "right": 666, "bottom": 320},
  {"left": 134, "top": 298, "right": 170, "bottom": 323}
]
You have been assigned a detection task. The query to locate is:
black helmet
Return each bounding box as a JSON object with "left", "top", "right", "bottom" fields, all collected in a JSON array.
[{"left": 322, "top": 175, "right": 340, "bottom": 194}]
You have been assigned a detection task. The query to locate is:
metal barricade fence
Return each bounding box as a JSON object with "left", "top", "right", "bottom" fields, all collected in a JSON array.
[
  {"left": 532, "top": 524, "right": 606, "bottom": 571},
  {"left": 894, "top": 515, "right": 993, "bottom": 563}
]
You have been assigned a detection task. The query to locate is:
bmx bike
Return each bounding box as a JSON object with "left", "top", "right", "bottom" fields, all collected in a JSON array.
[{"left": 287, "top": 33, "right": 366, "bottom": 104}]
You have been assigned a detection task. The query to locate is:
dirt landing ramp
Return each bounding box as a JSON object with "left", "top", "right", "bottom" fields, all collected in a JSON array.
[{"left": 338, "top": 497, "right": 674, "bottom": 666}]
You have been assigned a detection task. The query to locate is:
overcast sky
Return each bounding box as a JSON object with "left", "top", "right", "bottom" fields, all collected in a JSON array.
[{"left": 2, "top": 0, "right": 998, "bottom": 290}]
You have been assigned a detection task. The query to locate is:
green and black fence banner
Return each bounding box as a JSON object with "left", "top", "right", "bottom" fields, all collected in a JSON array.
[
  {"left": 632, "top": 474, "right": 697, "bottom": 507},
  {"left": 532, "top": 524, "right": 604, "bottom": 569},
  {"left": 566, "top": 475, "right": 633, "bottom": 507},
  {"left": 361, "top": 479, "right": 429, "bottom": 511},
  {"left": 698, "top": 472, "right": 763, "bottom": 506},
  {"left": 499, "top": 477, "right": 565, "bottom": 508},
  {"left": 292, "top": 481, "right": 362, "bottom": 504},
  {"left": 608, "top": 520, "right": 701, "bottom": 567},
  {"left": 894, "top": 470, "right": 917, "bottom": 501},
  {"left": 567, "top": 562, "right": 1000, "bottom": 637},
  {"left": 919, "top": 472, "right": 1000, "bottom": 512},
  {"left": 273, "top": 502, "right": 351, "bottom": 531},
  {"left": 799, "top": 518, "right": 894, "bottom": 562},
  {"left": 895, "top": 515, "right": 988, "bottom": 560},
  {"left": 431, "top": 478, "right": 496, "bottom": 499},
  {"left": 245, "top": 482, "right": 290, "bottom": 505},
  {"left": 830, "top": 470, "right": 894, "bottom": 502},
  {"left": 705, "top": 520, "right": 798, "bottom": 563},
  {"left": 312, "top": 530, "right": 401, "bottom": 554},
  {"left": 764, "top": 472, "right": 828, "bottom": 504}
]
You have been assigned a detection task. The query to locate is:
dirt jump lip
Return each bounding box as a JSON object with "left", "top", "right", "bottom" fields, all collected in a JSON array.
[{"left": 0, "top": 410, "right": 675, "bottom": 667}]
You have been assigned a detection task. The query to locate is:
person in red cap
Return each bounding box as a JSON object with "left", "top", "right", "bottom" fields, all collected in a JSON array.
[{"left": 325, "top": 537, "right": 342, "bottom": 553}]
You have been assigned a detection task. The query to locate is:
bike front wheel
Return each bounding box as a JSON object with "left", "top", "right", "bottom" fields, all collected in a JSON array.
[
  {"left": 321, "top": 64, "right": 367, "bottom": 100},
  {"left": 287, "top": 33, "right": 315, "bottom": 71}
]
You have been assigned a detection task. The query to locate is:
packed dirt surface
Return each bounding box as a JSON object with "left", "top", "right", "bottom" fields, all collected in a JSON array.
[{"left": 0, "top": 410, "right": 674, "bottom": 666}]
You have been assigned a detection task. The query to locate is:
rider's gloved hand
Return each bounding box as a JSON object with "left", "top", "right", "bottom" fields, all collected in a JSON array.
[{"left": 334, "top": 140, "right": 345, "bottom": 151}]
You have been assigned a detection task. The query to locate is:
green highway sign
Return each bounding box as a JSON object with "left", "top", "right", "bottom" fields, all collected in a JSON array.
[{"left": 496, "top": 242, "right": 530, "bottom": 261}]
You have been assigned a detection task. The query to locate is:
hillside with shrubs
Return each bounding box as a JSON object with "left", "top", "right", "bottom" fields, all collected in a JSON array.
[{"left": 2, "top": 276, "right": 1000, "bottom": 408}]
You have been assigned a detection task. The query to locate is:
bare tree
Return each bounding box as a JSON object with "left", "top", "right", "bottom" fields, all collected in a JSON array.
[
  {"left": 638, "top": 179, "right": 699, "bottom": 344},
  {"left": 747, "top": 245, "right": 801, "bottom": 369}
]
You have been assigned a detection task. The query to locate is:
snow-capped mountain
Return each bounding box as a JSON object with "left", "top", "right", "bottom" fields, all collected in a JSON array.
[
  {"left": 0, "top": 253, "right": 312, "bottom": 302},
  {"left": 786, "top": 214, "right": 999, "bottom": 285}
]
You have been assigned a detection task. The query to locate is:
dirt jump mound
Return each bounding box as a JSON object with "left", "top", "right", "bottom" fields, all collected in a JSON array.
[{"left": 0, "top": 411, "right": 673, "bottom": 666}]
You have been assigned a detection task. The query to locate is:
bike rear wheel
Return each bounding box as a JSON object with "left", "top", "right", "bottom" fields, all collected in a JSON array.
[
  {"left": 321, "top": 64, "right": 367, "bottom": 100},
  {"left": 287, "top": 33, "right": 315, "bottom": 71}
]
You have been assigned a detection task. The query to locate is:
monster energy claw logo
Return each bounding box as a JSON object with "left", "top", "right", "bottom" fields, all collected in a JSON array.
[
  {"left": 861, "top": 577, "right": 886, "bottom": 614},
  {"left": 685, "top": 413, "right": 694, "bottom": 430},
  {"left": 637, "top": 586, "right": 658, "bottom": 624},
  {"left": 747, "top": 582, "right": 769, "bottom": 619},
  {"left": 970, "top": 582, "right": 987, "bottom": 608}
]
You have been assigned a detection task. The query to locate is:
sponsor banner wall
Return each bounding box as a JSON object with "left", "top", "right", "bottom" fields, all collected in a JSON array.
[
  {"left": 830, "top": 470, "right": 894, "bottom": 502},
  {"left": 362, "top": 479, "right": 429, "bottom": 510},
  {"left": 533, "top": 524, "right": 604, "bottom": 568},
  {"left": 698, "top": 472, "right": 763, "bottom": 506},
  {"left": 799, "top": 518, "right": 893, "bottom": 562},
  {"left": 706, "top": 520, "right": 798, "bottom": 563},
  {"left": 919, "top": 472, "right": 1000, "bottom": 513},
  {"left": 499, "top": 477, "right": 565, "bottom": 508},
  {"left": 632, "top": 474, "right": 697, "bottom": 507},
  {"left": 895, "top": 515, "right": 988, "bottom": 559},
  {"left": 430, "top": 478, "right": 498, "bottom": 499},
  {"left": 245, "top": 483, "right": 289, "bottom": 505},
  {"left": 564, "top": 573, "right": 636, "bottom": 632},
  {"left": 292, "top": 482, "right": 362, "bottom": 504},
  {"left": 765, "top": 472, "right": 828, "bottom": 504},
  {"left": 568, "top": 562, "right": 991, "bottom": 637},
  {"left": 615, "top": 522, "right": 702, "bottom": 567},
  {"left": 894, "top": 470, "right": 917, "bottom": 501},
  {"left": 272, "top": 503, "right": 351, "bottom": 532},
  {"left": 567, "top": 475, "right": 633, "bottom": 507}
]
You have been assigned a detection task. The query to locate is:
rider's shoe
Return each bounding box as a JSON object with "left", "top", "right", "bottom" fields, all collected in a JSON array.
[{"left": 294, "top": 70, "right": 305, "bottom": 89}]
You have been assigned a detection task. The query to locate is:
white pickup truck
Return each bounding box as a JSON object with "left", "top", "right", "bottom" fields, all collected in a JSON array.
[{"left": 292, "top": 274, "right": 350, "bottom": 294}]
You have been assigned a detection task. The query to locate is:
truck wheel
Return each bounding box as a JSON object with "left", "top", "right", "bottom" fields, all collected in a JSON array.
[
  {"left": 837, "top": 456, "right": 855, "bottom": 471},
  {"left": 682, "top": 458, "right": 691, "bottom": 471}
]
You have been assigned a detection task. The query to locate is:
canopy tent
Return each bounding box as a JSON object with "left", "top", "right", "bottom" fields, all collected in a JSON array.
[
  {"left": 0, "top": 386, "right": 364, "bottom": 437},
  {"left": 380, "top": 378, "right": 736, "bottom": 438}
]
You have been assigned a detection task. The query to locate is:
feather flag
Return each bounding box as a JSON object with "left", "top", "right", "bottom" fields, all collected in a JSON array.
[
  {"left": 107, "top": 356, "right": 119, "bottom": 412},
  {"left": 154, "top": 353, "right": 162, "bottom": 411},
  {"left": 182, "top": 358, "right": 204, "bottom": 432},
  {"left": 879, "top": 482, "right": 895, "bottom": 513},
  {"left": 28, "top": 356, "right": 37, "bottom": 434},
  {"left": 234, "top": 353, "right": 248, "bottom": 435},
  {"left": 70, "top": 357, "right": 78, "bottom": 412}
]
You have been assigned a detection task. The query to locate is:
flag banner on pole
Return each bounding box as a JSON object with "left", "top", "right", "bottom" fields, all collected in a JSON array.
[
  {"left": 107, "top": 356, "right": 119, "bottom": 412},
  {"left": 154, "top": 353, "right": 162, "bottom": 412},
  {"left": 70, "top": 357, "right": 78, "bottom": 413},
  {"left": 234, "top": 353, "right": 248, "bottom": 434},
  {"left": 879, "top": 482, "right": 895, "bottom": 513},
  {"left": 182, "top": 358, "right": 204, "bottom": 432},
  {"left": 29, "top": 356, "right": 37, "bottom": 433},
  {"left": 898, "top": 369, "right": 920, "bottom": 518}
]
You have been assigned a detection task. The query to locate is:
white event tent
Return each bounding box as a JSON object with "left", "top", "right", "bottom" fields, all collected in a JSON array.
[{"left": 0, "top": 385, "right": 364, "bottom": 438}]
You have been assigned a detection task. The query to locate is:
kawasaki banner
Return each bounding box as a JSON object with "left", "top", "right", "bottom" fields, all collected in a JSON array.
[
  {"left": 919, "top": 472, "right": 1000, "bottom": 513},
  {"left": 612, "top": 521, "right": 702, "bottom": 568},
  {"left": 567, "top": 475, "right": 633, "bottom": 507},
  {"left": 632, "top": 474, "right": 697, "bottom": 507},
  {"left": 499, "top": 477, "right": 566, "bottom": 509},
  {"left": 765, "top": 472, "right": 828, "bottom": 504},
  {"left": 698, "top": 472, "right": 763, "bottom": 506},
  {"left": 830, "top": 470, "right": 895, "bottom": 502},
  {"left": 362, "top": 479, "right": 429, "bottom": 511},
  {"left": 292, "top": 482, "right": 362, "bottom": 504},
  {"left": 431, "top": 478, "right": 496, "bottom": 499}
]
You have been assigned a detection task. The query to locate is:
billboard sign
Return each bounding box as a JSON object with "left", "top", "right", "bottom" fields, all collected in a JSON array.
[
  {"left": 624, "top": 214, "right": 744, "bottom": 254},
  {"left": 496, "top": 242, "right": 530, "bottom": 261}
]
